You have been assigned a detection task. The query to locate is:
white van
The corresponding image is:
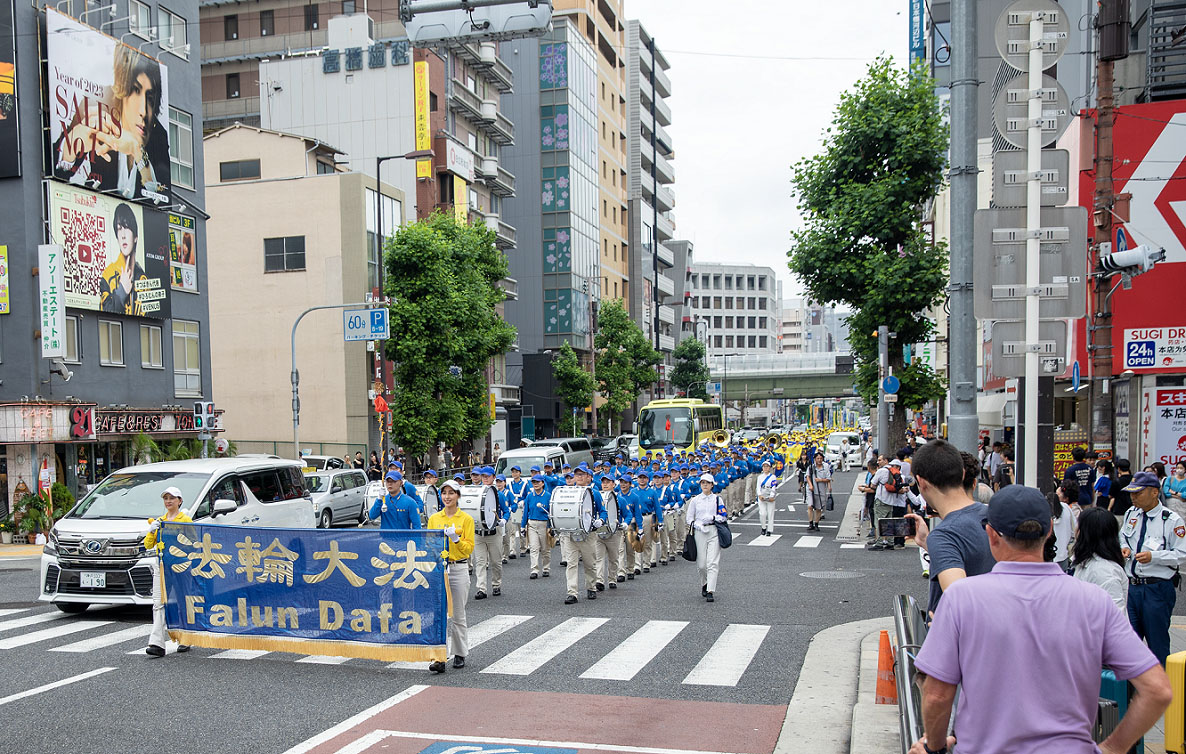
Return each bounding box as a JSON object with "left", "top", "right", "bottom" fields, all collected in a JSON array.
[
  {"left": 40, "top": 458, "right": 315, "bottom": 612},
  {"left": 824, "top": 432, "right": 862, "bottom": 472},
  {"left": 494, "top": 445, "right": 567, "bottom": 477}
]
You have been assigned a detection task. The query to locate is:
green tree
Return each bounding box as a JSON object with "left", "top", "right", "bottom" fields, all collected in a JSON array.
[
  {"left": 671, "top": 337, "right": 710, "bottom": 400},
  {"left": 788, "top": 58, "right": 948, "bottom": 448},
  {"left": 595, "top": 300, "right": 661, "bottom": 435},
  {"left": 384, "top": 212, "right": 516, "bottom": 457},
  {"left": 551, "top": 342, "right": 596, "bottom": 436}
]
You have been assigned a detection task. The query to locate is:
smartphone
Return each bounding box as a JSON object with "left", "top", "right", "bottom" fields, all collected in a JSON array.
[{"left": 878, "top": 517, "right": 917, "bottom": 538}]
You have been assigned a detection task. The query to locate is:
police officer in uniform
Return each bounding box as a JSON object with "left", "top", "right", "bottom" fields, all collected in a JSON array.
[{"left": 1120, "top": 471, "right": 1186, "bottom": 665}]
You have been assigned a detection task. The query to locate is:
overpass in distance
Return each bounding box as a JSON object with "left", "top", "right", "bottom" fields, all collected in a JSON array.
[{"left": 706, "top": 353, "right": 858, "bottom": 401}]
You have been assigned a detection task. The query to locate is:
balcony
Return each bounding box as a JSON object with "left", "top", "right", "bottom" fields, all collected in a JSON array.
[
  {"left": 485, "top": 214, "right": 516, "bottom": 248},
  {"left": 490, "top": 383, "right": 521, "bottom": 406},
  {"left": 658, "top": 303, "right": 676, "bottom": 325},
  {"left": 203, "top": 96, "right": 261, "bottom": 124},
  {"left": 656, "top": 184, "right": 675, "bottom": 213},
  {"left": 491, "top": 165, "right": 516, "bottom": 196},
  {"left": 477, "top": 155, "right": 498, "bottom": 179},
  {"left": 656, "top": 243, "right": 675, "bottom": 268},
  {"left": 657, "top": 273, "right": 676, "bottom": 300},
  {"left": 653, "top": 64, "right": 672, "bottom": 99},
  {"left": 449, "top": 78, "right": 484, "bottom": 122},
  {"left": 657, "top": 213, "right": 676, "bottom": 243},
  {"left": 498, "top": 277, "right": 518, "bottom": 300},
  {"left": 658, "top": 334, "right": 676, "bottom": 352},
  {"left": 200, "top": 29, "right": 327, "bottom": 64},
  {"left": 655, "top": 152, "right": 675, "bottom": 185},
  {"left": 655, "top": 122, "right": 674, "bottom": 156},
  {"left": 654, "top": 95, "right": 672, "bottom": 127},
  {"left": 476, "top": 42, "right": 514, "bottom": 92},
  {"left": 486, "top": 111, "right": 515, "bottom": 145}
]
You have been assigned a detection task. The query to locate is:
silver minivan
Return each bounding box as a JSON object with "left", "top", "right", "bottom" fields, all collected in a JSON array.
[
  {"left": 40, "top": 458, "right": 315, "bottom": 612},
  {"left": 304, "top": 469, "right": 368, "bottom": 528}
]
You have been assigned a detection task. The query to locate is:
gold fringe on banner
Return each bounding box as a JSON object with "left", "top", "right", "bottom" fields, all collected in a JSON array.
[{"left": 167, "top": 629, "right": 447, "bottom": 662}]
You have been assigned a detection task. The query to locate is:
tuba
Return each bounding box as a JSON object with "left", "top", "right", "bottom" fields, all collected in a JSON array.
[
  {"left": 764, "top": 433, "right": 785, "bottom": 450},
  {"left": 710, "top": 429, "right": 731, "bottom": 447}
]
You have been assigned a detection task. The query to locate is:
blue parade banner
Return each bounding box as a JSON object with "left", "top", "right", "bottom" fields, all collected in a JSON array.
[{"left": 160, "top": 523, "right": 448, "bottom": 662}]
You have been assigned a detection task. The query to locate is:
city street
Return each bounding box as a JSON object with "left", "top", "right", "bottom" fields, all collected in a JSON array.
[{"left": 0, "top": 470, "right": 932, "bottom": 754}]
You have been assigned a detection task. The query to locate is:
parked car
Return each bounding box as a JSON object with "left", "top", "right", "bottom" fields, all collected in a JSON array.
[
  {"left": 40, "top": 458, "right": 315, "bottom": 613},
  {"left": 300, "top": 455, "right": 347, "bottom": 471},
  {"left": 494, "top": 446, "right": 568, "bottom": 477},
  {"left": 304, "top": 469, "right": 369, "bottom": 528},
  {"left": 529, "top": 437, "right": 594, "bottom": 468},
  {"left": 736, "top": 429, "right": 763, "bottom": 443}
]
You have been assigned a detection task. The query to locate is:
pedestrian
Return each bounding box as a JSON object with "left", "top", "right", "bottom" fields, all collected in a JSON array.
[
  {"left": 992, "top": 447, "right": 1016, "bottom": 491},
  {"left": 492, "top": 442, "right": 502, "bottom": 460},
  {"left": 1113, "top": 458, "right": 1134, "bottom": 514},
  {"left": 353, "top": 451, "right": 365, "bottom": 470},
  {"left": 1120, "top": 471, "right": 1186, "bottom": 665},
  {"left": 369, "top": 471, "right": 422, "bottom": 529},
  {"left": 1073, "top": 506, "right": 1128, "bottom": 612},
  {"left": 858, "top": 458, "right": 880, "bottom": 540},
  {"left": 805, "top": 453, "right": 832, "bottom": 532},
  {"left": 367, "top": 451, "right": 382, "bottom": 481},
  {"left": 1048, "top": 490, "right": 1076, "bottom": 572},
  {"left": 756, "top": 460, "right": 778, "bottom": 536},
  {"left": 960, "top": 452, "right": 994, "bottom": 504},
  {"left": 1063, "top": 446, "right": 1096, "bottom": 507},
  {"left": 143, "top": 487, "right": 192, "bottom": 657},
  {"left": 426, "top": 479, "right": 474, "bottom": 672},
  {"left": 685, "top": 473, "right": 726, "bottom": 603},
  {"left": 559, "top": 465, "right": 604, "bottom": 604},
  {"left": 1161, "top": 461, "right": 1186, "bottom": 506},
  {"left": 1094, "top": 458, "right": 1116, "bottom": 509},
  {"left": 905, "top": 439, "right": 994, "bottom": 617},
  {"left": 909, "top": 484, "right": 1171, "bottom": 754},
  {"left": 867, "top": 457, "right": 907, "bottom": 551}
]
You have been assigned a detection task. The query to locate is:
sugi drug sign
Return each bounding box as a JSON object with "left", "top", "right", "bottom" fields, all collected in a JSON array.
[
  {"left": 1153, "top": 389, "right": 1186, "bottom": 467},
  {"left": 1123, "top": 328, "right": 1186, "bottom": 371}
]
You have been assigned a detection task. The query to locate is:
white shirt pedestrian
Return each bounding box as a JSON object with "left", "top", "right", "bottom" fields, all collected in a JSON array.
[{"left": 685, "top": 475, "right": 725, "bottom": 601}]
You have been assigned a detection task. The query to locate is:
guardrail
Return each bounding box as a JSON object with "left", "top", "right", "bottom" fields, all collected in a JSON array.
[{"left": 892, "top": 594, "right": 928, "bottom": 754}]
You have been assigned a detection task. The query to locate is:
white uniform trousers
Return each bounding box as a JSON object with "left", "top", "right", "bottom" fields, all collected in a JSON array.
[
  {"left": 446, "top": 561, "right": 470, "bottom": 658},
  {"left": 672, "top": 508, "right": 687, "bottom": 552},
  {"left": 594, "top": 529, "right": 622, "bottom": 585},
  {"left": 757, "top": 496, "right": 777, "bottom": 532},
  {"left": 473, "top": 532, "right": 503, "bottom": 592},
  {"left": 617, "top": 527, "right": 632, "bottom": 575},
  {"left": 503, "top": 520, "right": 522, "bottom": 556},
  {"left": 693, "top": 525, "right": 722, "bottom": 593},
  {"left": 561, "top": 533, "right": 599, "bottom": 596},
  {"left": 655, "top": 513, "right": 672, "bottom": 562},
  {"left": 526, "top": 519, "right": 552, "bottom": 574},
  {"left": 637, "top": 514, "right": 656, "bottom": 568},
  {"left": 148, "top": 558, "right": 170, "bottom": 649}
]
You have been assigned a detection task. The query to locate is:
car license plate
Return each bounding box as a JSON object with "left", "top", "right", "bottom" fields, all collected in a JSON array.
[{"left": 80, "top": 572, "right": 106, "bottom": 589}]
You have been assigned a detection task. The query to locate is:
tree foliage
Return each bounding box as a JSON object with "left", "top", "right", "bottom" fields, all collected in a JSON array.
[
  {"left": 788, "top": 58, "right": 949, "bottom": 444},
  {"left": 671, "top": 337, "right": 710, "bottom": 400},
  {"left": 384, "top": 213, "right": 516, "bottom": 456},
  {"left": 552, "top": 342, "right": 595, "bottom": 436},
  {"left": 595, "top": 300, "right": 661, "bottom": 433}
]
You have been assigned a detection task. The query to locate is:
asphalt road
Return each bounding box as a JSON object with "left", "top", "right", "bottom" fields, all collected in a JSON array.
[{"left": 0, "top": 468, "right": 932, "bottom": 754}]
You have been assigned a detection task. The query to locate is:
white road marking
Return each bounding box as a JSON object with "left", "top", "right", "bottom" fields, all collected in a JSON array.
[
  {"left": 0, "top": 612, "right": 66, "bottom": 633},
  {"left": 386, "top": 613, "right": 532, "bottom": 669},
  {"left": 481, "top": 616, "right": 607, "bottom": 675},
  {"left": 296, "top": 654, "right": 352, "bottom": 665},
  {"left": 746, "top": 535, "right": 782, "bottom": 547},
  {"left": 580, "top": 620, "right": 689, "bottom": 680},
  {"left": 210, "top": 649, "right": 270, "bottom": 660},
  {"left": 793, "top": 536, "right": 823, "bottom": 548},
  {"left": 0, "top": 620, "right": 112, "bottom": 649},
  {"left": 0, "top": 667, "right": 117, "bottom": 708},
  {"left": 280, "top": 684, "right": 429, "bottom": 754},
  {"left": 0, "top": 608, "right": 30, "bottom": 618},
  {"left": 840, "top": 543, "right": 867, "bottom": 549},
  {"left": 682, "top": 624, "right": 770, "bottom": 687},
  {"left": 50, "top": 624, "right": 151, "bottom": 652}
]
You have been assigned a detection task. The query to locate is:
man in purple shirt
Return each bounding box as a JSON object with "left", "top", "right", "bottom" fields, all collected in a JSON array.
[{"left": 910, "top": 485, "right": 1171, "bottom": 754}]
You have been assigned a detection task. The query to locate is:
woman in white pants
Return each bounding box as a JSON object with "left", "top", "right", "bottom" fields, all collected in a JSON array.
[
  {"left": 685, "top": 473, "right": 727, "bottom": 603},
  {"left": 756, "top": 460, "right": 779, "bottom": 536}
]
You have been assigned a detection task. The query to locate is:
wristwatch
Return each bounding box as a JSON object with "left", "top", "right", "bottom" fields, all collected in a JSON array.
[{"left": 922, "top": 744, "right": 947, "bottom": 754}]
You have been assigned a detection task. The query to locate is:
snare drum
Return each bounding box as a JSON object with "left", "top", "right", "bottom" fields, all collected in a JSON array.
[
  {"left": 597, "top": 490, "right": 620, "bottom": 539},
  {"left": 549, "top": 485, "right": 594, "bottom": 534},
  {"left": 460, "top": 485, "right": 500, "bottom": 534},
  {"left": 416, "top": 484, "right": 442, "bottom": 526}
]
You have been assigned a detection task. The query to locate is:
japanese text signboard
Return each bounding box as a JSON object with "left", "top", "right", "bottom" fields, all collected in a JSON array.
[
  {"left": 162, "top": 524, "right": 448, "bottom": 661},
  {"left": 1152, "top": 389, "right": 1186, "bottom": 468},
  {"left": 38, "top": 244, "right": 65, "bottom": 358},
  {"left": 1123, "top": 328, "right": 1186, "bottom": 371}
]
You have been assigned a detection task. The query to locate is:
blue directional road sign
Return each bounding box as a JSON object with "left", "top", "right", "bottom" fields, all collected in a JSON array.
[
  {"left": 343, "top": 307, "right": 389, "bottom": 342},
  {"left": 1072, "top": 360, "right": 1080, "bottom": 392},
  {"left": 882, "top": 375, "right": 901, "bottom": 395}
]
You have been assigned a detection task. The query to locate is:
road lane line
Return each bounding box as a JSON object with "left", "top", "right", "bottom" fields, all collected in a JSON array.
[
  {"left": 840, "top": 543, "right": 867, "bottom": 549},
  {"left": 0, "top": 612, "right": 65, "bottom": 633},
  {"left": 580, "top": 620, "right": 689, "bottom": 680},
  {"left": 0, "top": 608, "right": 30, "bottom": 618},
  {"left": 745, "top": 535, "right": 782, "bottom": 547},
  {"left": 793, "top": 536, "right": 823, "bottom": 548},
  {"left": 387, "top": 613, "right": 533, "bottom": 669},
  {"left": 280, "top": 684, "right": 430, "bottom": 754},
  {"left": 210, "top": 649, "right": 270, "bottom": 659},
  {"left": 682, "top": 624, "right": 770, "bottom": 687},
  {"left": 296, "top": 654, "right": 352, "bottom": 665},
  {"left": 0, "top": 667, "right": 117, "bottom": 708},
  {"left": 50, "top": 624, "right": 151, "bottom": 652},
  {"left": 0, "top": 620, "right": 113, "bottom": 649},
  {"left": 332, "top": 729, "right": 745, "bottom": 754},
  {"left": 481, "top": 616, "right": 607, "bottom": 675}
]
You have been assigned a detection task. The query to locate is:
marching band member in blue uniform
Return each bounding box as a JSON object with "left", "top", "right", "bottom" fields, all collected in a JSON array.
[
  {"left": 369, "top": 471, "right": 422, "bottom": 530},
  {"left": 505, "top": 465, "right": 528, "bottom": 558},
  {"left": 521, "top": 474, "right": 553, "bottom": 578},
  {"left": 617, "top": 474, "right": 642, "bottom": 579}
]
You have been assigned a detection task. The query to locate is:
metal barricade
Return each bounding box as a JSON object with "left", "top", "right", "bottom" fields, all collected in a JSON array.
[{"left": 893, "top": 594, "right": 928, "bottom": 754}]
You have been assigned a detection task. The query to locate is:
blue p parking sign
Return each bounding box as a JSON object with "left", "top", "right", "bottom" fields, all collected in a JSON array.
[{"left": 343, "top": 307, "right": 390, "bottom": 341}]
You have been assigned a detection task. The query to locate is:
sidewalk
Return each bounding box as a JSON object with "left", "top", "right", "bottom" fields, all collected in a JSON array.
[{"left": 0, "top": 543, "right": 42, "bottom": 558}]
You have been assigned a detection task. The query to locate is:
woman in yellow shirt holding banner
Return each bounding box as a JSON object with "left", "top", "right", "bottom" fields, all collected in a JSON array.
[
  {"left": 143, "top": 486, "right": 192, "bottom": 658},
  {"left": 427, "top": 479, "right": 475, "bottom": 673}
]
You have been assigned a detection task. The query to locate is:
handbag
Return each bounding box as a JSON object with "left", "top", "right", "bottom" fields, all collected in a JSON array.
[
  {"left": 826, "top": 492, "right": 835, "bottom": 511},
  {"left": 715, "top": 520, "right": 733, "bottom": 548},
  {"left": 681, "top": 527, "right": 697, "bottom": 562}
]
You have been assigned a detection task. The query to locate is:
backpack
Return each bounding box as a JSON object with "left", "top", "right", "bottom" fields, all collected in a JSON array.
[{"left": 884, "top": 467, "right": 908, "bottom": 495}]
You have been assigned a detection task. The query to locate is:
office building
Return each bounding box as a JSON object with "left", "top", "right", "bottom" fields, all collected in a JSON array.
[
  {"left": 686, "top": 264, "right": 782, "bottom": 359},
  {"left": 0, "top": 1, "right": 213, "bottom": 514},
  {"left": 779, "top": 298, "right": 850, "bottom": 354}
]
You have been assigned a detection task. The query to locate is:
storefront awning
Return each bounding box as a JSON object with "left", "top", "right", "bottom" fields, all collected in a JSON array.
[{"left": 977, "top": 392, "right": 1014, "bottom": 429}]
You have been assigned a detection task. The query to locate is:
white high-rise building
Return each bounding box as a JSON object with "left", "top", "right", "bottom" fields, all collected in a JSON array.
[{"left": 685, "top": 263, "right": 782, "bottom": 359}]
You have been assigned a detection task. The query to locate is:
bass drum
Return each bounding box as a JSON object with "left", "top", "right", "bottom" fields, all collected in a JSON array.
[
  {"left": 416, "top": 484, "right": 442, "bottom": 526},
  {"left": 459, "top": 485, "right": 499, "bottom": 532},
  {"left": 597, "top": 489, "right": 620, "bottom": 539},
  {"left": 549, "top": 485, "right": 594, "bottom": 533}
]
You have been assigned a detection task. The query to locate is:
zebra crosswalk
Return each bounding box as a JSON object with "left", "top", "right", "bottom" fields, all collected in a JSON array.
[{"left": 0, "top": 607, "right": 776, "bottom": 689}]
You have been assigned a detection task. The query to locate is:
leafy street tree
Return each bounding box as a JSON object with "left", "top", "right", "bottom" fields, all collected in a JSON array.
[
  {"left": 788, "top": 58, "right": 948, "bottom": 447},
  {"left": 595, "top": 300, "right": 661, "bottom": 435},
  {"left": 552, "top": 342, "right": 596, "bottom": 436},
  {"left": 384, "top": 213, "right": 516, "bottom": 459},
  {"left": 671, "top": 336, "right": 710, "bottom": 400}
]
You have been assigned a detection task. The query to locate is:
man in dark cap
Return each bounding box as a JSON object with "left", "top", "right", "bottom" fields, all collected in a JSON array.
[{"left": 1120, "top": 471, "right": 1186, "bottom": 664}]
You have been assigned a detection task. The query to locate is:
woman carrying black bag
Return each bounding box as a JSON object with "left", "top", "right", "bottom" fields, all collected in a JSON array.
[{"left": 685, "top": 473, "right": 728, "bottom": 603}]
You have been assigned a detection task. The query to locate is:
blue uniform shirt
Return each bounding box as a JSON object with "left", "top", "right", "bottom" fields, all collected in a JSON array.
[
  {"left": 369, "top": 493, "right": 422, "bottom": 530},
  {"left": 521, "top": 488, "right": 552, "bottom": 525}
]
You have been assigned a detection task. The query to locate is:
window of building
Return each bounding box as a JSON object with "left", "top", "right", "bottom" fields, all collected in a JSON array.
[
  {"left": 140, "top": 324, "right": 163, "bottom": 369},
  {"left": 737, "top": 296, "right": 745, "bottom": 309},
  {"left": 713, "top": 296, "right": 722, "bottom": 308},
  {"left": 747, "top": 275, "right": 755, "bottom": 290},
  {"left": 130, "top": 0, "right": 152, "bottom": 38},
  {"left": 466, "top": 73, "right": 477, "bottom": 92},
  {"left": 224, "top": 14, "right": 238, "bottom": 40},
  {"left": 98, "top": 320, "right": 124, "bottom": 366},
  {"left": 701, "top": 274, "right": 709, "bottom": 288},
  {"left": 316, "top": 160, "right": 335, "bottom": 174},
  {"left": 603, "top": 238, "right": 608, "bottom": 257},
  {"left": 759, "top": 317, "right": 767, "bottom": 329},
  {"left": 723, "top": 276, "right": 731, "bottom": 290},
  {"left": 724, "top": 298, "right": 732, "bottom": 310},
  {"left": 612, "top": 206, "right": 616, "bottom": 223},
  {"left": 613, "top": 281, "right": 618, "bottom": 297},
  {"left": 219, "top": 159, "right": 259, "bottom": 181},
  {"left": 758, "top": 275, "right": 767, "bottom": 291},
  {"left": 173, "top": 320, "right": 202, "bottom": 397},
  {"left": 65, "top": 316, "right": 81, "bottom": 363},
  {"left": 226, "top": 72, "right": 240, "bottom": 99},
  {"left": 437, "top": 173, "right": 454, "bottom": 204},
  {"left": 713, "top": 316, "right": 722, "bottom": 328},
  {"left": 613, "top": 243, "right": 618, "bottom": 262},
  {"left": 264, "top": 236, "right": 306, "bottom": 272},
  {"left": 759, "top": 336, "right": 767, "bottom": 349},
  {"left": 747, "top": 316, "right": 755, "bottom": 328},
  {"left": 429, "top": 92, "right": 438, "bottom": 111},
  {"left": 159, "top": 7, "right": 187, "bottom": 58},
  {"left": 712, "top": 274, "right": 720, "bottom": 289},
  {"left": 260, "top": 9, "right": 274, "bottom": 35},
  {"left": 759, "top": 298, "right": 767, "bottom": 310},
  {"left": 714, "top": 335, "right": 723, "bottom": 348},
  {"left": 724, "top": 316, "right": 733, "bottom": 329},
  {"left": 343, "top": 0, "right": 356, "bottom": 13},
  {"left": 304, "top": 3, "right": 319, "bottom": 30},
  {"left": 748, "top": 336, "right": 756, "bottom": 349},
  {"left": 725, "top": 335, "right": 734, "bottom": 348},
  {"left": 168, "top": 107, "right": 194, "bottom": 189}
]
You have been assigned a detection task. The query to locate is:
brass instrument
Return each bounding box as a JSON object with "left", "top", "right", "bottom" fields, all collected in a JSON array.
[
  {"left": 710, "top": 429, "right": 731, "bottom": 447},
  {"left": 764, "top": 433, "right": 785, "bottom": 450}
]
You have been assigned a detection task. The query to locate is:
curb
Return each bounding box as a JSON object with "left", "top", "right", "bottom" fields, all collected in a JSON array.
[
  {"left": 0, "top": 544, "right": 43, "bottom": 559},
  {"left": 836, "top": 477, "right": 867, "bottom": 543},
  {"left": 775, "top": 616, "right": 898, "bottom": 754}
]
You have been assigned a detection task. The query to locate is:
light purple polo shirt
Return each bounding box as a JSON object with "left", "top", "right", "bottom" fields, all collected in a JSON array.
[{"left": 916, "top": 561, "right": 1158, "bottom": 754}]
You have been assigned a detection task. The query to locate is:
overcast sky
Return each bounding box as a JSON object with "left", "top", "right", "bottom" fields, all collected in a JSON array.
[{"left": 627, "top": 0, "right": 909, "bottom": 301}]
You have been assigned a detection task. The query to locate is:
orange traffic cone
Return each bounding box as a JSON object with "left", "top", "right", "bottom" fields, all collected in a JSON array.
[{"left": 875, "top": 629, "right": 898, "bottom": 705}]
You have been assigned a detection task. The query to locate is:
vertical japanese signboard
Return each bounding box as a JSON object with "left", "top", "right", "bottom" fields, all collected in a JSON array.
[
  {"left": 38, "top": 245, "right": 66, "bottom": 358},
  {"left": 414, "top": 60, "right": 431, "bottom": 179},
  {"left": 1153, "top": 389, "right": 1186, "bottom": 468},
  {"left": 454, "top": 175, "right": 467, "bottom": 224},
  {"left": 0, "top": 245, "right": 9, "bottom": 313},
  {"left": 168, "top": 213, "right": 198, "bottom": 292}
]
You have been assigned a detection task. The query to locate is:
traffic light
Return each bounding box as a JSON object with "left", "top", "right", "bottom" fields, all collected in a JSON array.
[
  {"left": 1099, "top": 244, "right": 1165, "bottom": 276},
  {"left": 193, "top": 401, "right": 215, "bottom": 430}
]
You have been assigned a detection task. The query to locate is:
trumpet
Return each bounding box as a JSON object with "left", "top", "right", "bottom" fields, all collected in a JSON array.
[{"left": 710, "top": 428, "right": 732, "bottom": 447}]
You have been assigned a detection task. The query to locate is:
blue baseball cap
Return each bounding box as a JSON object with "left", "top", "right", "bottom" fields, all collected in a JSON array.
[
  {"left": 562, "top": 463, "right": 572, "bottom": 470},
  {"left": 636, "top": 470, "right": 650, "bottom": 478},
  {"left": 384, "top": 470, "right": 403, "bottom": 482},
  {"left": 495, "top": 474, "right": 506, "bottom": 482},
  {"left": 510, "top": 465, "right": 522, "bottom": 472},
  {"left": 452, "top": 473, "right": 466, "bottom": 481},
  {"left": 423, "top": 468, "right": 438, "bottom": 478},
  {"left": 543, "top": 460, "right": 555, "bottom": 467},
  {"left": 392, "top": 461, "right": 404, "bottom": 469},
  {"left": 531, "top": 474, "right": 545, "bottom": 483},
  {"left": 564, "top": 472, "right": 574, "bottom": 479},
  {"left": 481, "top": 466, "right": 495, "bottom": 476},
  {"left": 530, "top": 465, "right": 542, "bottom": 472},
  {"left": 620, "top": 474, "right": 634, "bottom": 482}
]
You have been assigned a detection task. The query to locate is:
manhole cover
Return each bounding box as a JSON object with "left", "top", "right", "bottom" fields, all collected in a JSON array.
[{"left": 800, "top": 571, "right": 863, "bottom": 579}]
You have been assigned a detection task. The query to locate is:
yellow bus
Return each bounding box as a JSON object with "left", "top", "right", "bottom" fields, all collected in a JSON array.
[{"left": 635, "top": 398, "right": 725, "bottom": 457}]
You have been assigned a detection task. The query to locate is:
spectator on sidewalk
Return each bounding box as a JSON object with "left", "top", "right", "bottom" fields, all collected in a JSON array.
[
  {"left": 858, "top": 459, "right": 880, "bottom": 541},
  {"left": 1120, "top": 471, "right": 1186, "bottom": 665},
  {"left": 1095, "top": 459, "right": 1116, "bottom": 509},
  {"left": 1048, "top": 490, "right": 1076, "bottom": 572},
  {"left": 1112, "top": 458, "right": 1134, "bottom": 515},
  {"left": 867, "top": 458, "right": 907, "bottom": 551},
  {"left": 992, "top": 448, "right": 1016, "bottom": 491},
  {"left": 1073, "top": 506, "right": 1128, "bottom": 612},
  {"left": 910, "top": 485, "right": 1171, "bottom": 754},
  {"left": 906, "top": 439, "right": 994, "bottom": 617},
  {"left": 962, "top": 452, "right": 993, "bottom": 504},
  {"left": 1063, "top": 446, "right": 1096, "bottom": 507}
]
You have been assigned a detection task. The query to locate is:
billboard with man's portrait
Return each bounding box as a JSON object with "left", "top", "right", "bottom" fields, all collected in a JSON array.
[
  {"left": 45, "top": 9, "right": 171, "bottom": 201},
  {"left": 48, "top": 183, "right": 171, "bottom": 319}
]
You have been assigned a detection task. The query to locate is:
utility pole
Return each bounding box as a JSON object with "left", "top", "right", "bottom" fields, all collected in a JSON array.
[
  {"left": 947, "top": 0, "right": 980, "bottom": 453},
  {"left": 1089, "top": 0, "right": 1130, "bottom": 457},
  {"left": 877, "top": 326, "right": 889, "bottom": 454}
]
